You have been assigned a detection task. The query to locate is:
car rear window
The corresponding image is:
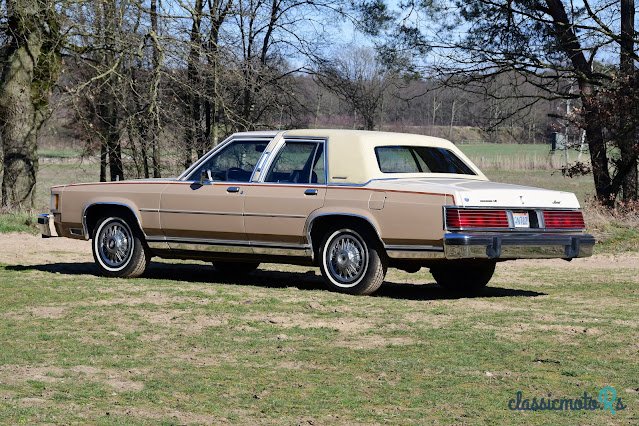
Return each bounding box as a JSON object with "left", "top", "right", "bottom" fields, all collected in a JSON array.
[{"left": 375, "top": 146, "right": 476, "bottom": 175}]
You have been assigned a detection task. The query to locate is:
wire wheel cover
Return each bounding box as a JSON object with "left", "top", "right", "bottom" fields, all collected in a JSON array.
[
  {"left": 98, "top": 221, "right": 133, "bottom": 268},
  {"left": 327, "top": 233, "right": 367, "bottom": 285}
]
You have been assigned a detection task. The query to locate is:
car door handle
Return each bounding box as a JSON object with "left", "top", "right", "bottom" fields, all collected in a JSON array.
[
  {"left": 227, "top": 186, "right": 240, "bottom": 193},
  {"left": 304, "top": 188, "right": 318, "bottom": 196}
]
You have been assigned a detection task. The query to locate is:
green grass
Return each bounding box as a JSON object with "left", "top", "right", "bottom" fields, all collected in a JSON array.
[
  {"left": 0, "top": 212, "right": 38, "bottom": 234},
  {"left": 458, "top": 142, "right": 553, "bottom": 158},
  {"left": 39, "top": 148, "right": 82, "bottom": 159},
  {"left": 0, "top": 261, "right": 637, "bottom": 424},
  {"left": 458, "top": 143, "right": 585, "bottom": 171}
]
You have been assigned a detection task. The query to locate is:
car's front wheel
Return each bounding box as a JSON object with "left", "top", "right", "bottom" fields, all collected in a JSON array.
[
  {"left": 319, "top": 228, "right": 387, "bottom": 295},
  {"left": 92, "top": 216, "right": 149, "bottom": 278},
  {"left": 430, "top": 261, "right": 496, "bottom": 293}
]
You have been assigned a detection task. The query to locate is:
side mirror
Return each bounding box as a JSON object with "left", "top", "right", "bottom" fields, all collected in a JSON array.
[{"left": 199, "top": 170, "right": 209, "bottom": 185}]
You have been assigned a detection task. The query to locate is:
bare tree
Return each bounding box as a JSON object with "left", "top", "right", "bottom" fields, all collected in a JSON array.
[
  {"left": 315, "top": 46, "right": 397, "bottom": 130},
  {"left": 0, "top": 0, "right": 61, "bottom": 207}
]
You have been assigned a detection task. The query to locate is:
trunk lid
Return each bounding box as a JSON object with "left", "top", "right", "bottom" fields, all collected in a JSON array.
[{"left": 370, "top": 178, "right": 581, "bottom": 209}]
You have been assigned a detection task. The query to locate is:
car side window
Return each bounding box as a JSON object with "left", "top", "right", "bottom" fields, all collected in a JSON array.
[
  {"left": 189, "top": 140, "right": 267, "bottom": 182},
  {"left": 265, "top": 142, "right": 325, "bottom": 184},
  {"left": 376, "top": 146, "right": 421, "bottom": 173}
]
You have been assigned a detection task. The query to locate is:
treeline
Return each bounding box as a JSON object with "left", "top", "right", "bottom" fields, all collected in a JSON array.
[{"left": 0, "top": 0, "right": 587, "bottom": 208}]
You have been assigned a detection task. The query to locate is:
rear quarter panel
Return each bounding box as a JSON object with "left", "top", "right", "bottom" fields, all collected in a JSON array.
[{"left": 323, "top": 187, "right": 452, "bottom": 246}]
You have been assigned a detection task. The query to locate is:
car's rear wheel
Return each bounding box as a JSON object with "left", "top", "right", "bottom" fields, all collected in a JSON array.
[
  {"left": 213, "top": 261, "right": 260, "bottom": 275},
  {"left": 92, "top": 216, "right": 149, "bottom": 278},
  {"left": 430, "top": 261, "right": 496, "bottom": 293},
  {"left": 319, "top": 228, "right": 387, "bottom": 295}
]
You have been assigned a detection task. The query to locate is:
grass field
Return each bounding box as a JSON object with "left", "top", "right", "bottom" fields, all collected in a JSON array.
[
  {"left": 0, "top": 235, "right": 637, "bottom": 425},
  {"left": 458, "top": 143, "right": 584, "bottom": 171}
]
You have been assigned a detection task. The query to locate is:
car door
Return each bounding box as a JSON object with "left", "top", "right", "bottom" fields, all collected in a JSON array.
[
  {"left": 243, "top": 138, "right": 327, "bottom": 253},
  {"left": 159, "top": 138, "right": 270, "bottom": 251}
]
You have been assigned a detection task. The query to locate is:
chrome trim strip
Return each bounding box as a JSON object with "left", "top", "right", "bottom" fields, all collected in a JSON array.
[
  {"left": 147, "top": 236, "right": 309, "bottom": 249},
  {"left": 147, "top": 241, "right": 170, "bottom": 250},
  {"left": 157, "top": 209, "right": 244, "bottom": 216},
  {"left": 384, "top": 244, "right": 444, "bottom": 252},
  {"left": 145, "top": 209, "right": 304, "bottom": 218},
  {"left": 244, "top": 213, "right": 307, "bottom": 219},
  {"left": 167, "top": 242, "right": 255, "bottom": 254},
  {"left": 384, "top": 244, "right": 445, "bottom": 260},
  {"left": 252, "top": 246, "right": 312, "bottom": 257},
  {"left": 145, "top": 236, "right": 311, "bottom": 257}
]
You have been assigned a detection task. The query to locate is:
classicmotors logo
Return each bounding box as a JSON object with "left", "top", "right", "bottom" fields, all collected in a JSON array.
[{"left": 508, "top": 386, "right": 627, "bottom": 414}]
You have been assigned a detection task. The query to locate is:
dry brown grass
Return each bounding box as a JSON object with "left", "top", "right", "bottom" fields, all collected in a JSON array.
[{"left": 583, "top": 200, "right": 639, "bottom": 252}]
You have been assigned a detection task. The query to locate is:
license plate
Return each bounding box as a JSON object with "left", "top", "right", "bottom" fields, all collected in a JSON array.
[{"left": 512, "top": 212, "right": 530, "bottom": 228}]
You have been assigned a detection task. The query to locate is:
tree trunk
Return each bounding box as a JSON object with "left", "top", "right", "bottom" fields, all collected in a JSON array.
[
  {"left": 184, "top": 0, "right": 204, "bottom": 168},
  {"left": 544, "top": 0, "right": 613, "bottom": 203},
  {"left": 100, "top": 138, "right": 107, "bottom": 182},
  {"left": 582, "top": 95, "right": 613, "bottom": 204},
  {"left": 0, "top": 0, "right": 60, "bottom": 208},
  {"left": 149, "top": 0, "right": 162, "bottom": 178},
  {"left": 619, "top": 0, "right": 637, "bottom": 201}
]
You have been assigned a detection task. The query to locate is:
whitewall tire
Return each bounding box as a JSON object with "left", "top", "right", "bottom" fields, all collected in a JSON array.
[
  {"left": 92, "top": 217, "right": 149, "bottom": 278},
  {"left": 319, "top": 228, "right": 386, "bottom": 295}
]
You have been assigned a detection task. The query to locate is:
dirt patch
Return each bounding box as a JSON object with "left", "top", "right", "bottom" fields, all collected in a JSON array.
[
  {"left": 3, "top": 305, "right": 68, "bottom": 320},
  {"left": 334, "top": 335, "right": 416, "bottom": 349},
  {"left": 0, "top": 364, "right": 146, "bottom": 392},
  {"left": 0, "top": 232, "right": 91, "bottom": 265},
  {"left": 106, "top": 407, "right": 225, "bottom": 424},
  {"left": 402, "top": 311, "right": 454, "bottom": 328},
  {"left": 143, "top": 310, "right": 228, "bottom": 334},
  {"left": 71, "top": 365, "right": 146, "bottom": 392},
  {"left": 475, "top": 321, "right": 602, "bottom": 343},
  {"left": 90, "top": 293, "right": 211, "bottom": 307},
  {"left": 508, "top": 252, "right": 639, "bottom": 270},
  {"left": 0, "top": 365, "right": 65, "bottom": 385},
  {"left": 246, "top": 312, "right": 375, "bottom": 334}
]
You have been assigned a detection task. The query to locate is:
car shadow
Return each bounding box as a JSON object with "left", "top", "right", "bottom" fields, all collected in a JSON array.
[{"left": 5, "top": 262, "right": 547, "bottom": 301}]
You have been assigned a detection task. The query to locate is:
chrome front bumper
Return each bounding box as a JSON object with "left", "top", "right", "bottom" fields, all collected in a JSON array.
[
  {"left": 37, "top": 213, "right": 57, "bottom": 238},
  {"left": 444, "top": 232, "right": 595, "bottom": 260}
]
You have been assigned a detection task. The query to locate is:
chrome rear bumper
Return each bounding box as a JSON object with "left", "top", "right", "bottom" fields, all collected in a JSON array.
[
  {"left": 444, "top": 232, "right": 595, "bottom": 260},
  {"left": 37, "top": 213, "right": 57, "bottom": 238}
]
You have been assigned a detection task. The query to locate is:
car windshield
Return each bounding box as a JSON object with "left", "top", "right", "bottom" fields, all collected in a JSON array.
[{"left": 375, "top": 146, "right": 476, "bottom": 175}]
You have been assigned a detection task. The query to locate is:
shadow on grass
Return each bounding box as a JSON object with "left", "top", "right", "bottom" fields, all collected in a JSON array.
[{"left": 5, "top": 262, "right": 546, "bottom": 301}]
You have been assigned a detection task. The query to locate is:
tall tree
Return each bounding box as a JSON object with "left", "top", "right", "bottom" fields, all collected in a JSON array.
[
  {"left": 0, "top": 0, "right": 61, "bottom": 207},
  {"left": 358, "top": 0, "right": 639, "bottom": 205},
  {"left": 183, "top": 0, "right": 205, "bottom": 168},
  {"left": 147, "top": 0, "right": 162, "bottom": 178},
  {"left": 315, "top": 46, "right": 398, "bottom": 130}
]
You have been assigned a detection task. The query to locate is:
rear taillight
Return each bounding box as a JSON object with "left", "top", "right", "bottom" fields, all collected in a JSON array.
[
  {"left": 543, "top": 210, "right": 585, "bottom": 229},
  {"left": 446, "top": 208, "right": 509, "bottom": 229}
]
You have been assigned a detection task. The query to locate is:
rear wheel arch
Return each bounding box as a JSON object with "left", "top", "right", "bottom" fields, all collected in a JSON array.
[
  {"left": 308, "top": 214, "right": 385, "bottom": 260},
  {"left": 83, "top": 203, "right": 145, "bottom": 240}
]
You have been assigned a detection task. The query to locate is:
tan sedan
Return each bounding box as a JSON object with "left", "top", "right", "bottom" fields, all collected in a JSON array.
[{"left": 38, "top": 130, "right": 594, "bottom": 295}]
